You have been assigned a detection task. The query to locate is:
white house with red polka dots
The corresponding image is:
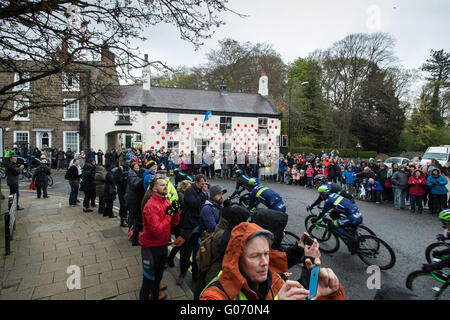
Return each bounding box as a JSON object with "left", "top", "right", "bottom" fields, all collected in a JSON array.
[{"left": 90, "top": 70, "right": 282, "bottom": 157}]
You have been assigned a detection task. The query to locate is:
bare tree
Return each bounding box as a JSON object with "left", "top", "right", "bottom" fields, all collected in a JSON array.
[
  {"left": 0, "top": 0, "right": 243, "bottom": 120},
  {"left": 311, "top": 32, "right": 398, "bottom": 148}
]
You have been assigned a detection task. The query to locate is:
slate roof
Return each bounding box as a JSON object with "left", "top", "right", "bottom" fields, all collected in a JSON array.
[{"left": 95, "top": 85, "right": 279, "bottom": 116}]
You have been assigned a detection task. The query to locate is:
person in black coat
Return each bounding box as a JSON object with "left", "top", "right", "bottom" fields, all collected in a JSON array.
[
  {"left": 80, "top": 162, "right": 96, "bottom": 212},
  {"left": 103, "top": 168, "right": 117, "bottom": 218},
  {"left": 32, "top": 158, "right": 51, "bottom": 199},
  {"left": 127, "top": 168, "right": 146, "bottom": 246},
  {"left": 177, "top": 174, "right": 209, "bottom": 284}
]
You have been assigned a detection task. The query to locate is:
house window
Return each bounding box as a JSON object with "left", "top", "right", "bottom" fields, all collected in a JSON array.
[
  {"left": 167, "top": 113, "right": 180, "bottom": 131},
  {"left": 195, "top": 139, "right": 209, "bottom": 154},
  {"left": 13, "top": 99, "right": 30, "bottom": 121},
  {"left": 63, "top": 99, "right": 79, "bottom": 120},
  {"left": 258, "top": 118, "right": 268, "bottom": 134},
  {"left": 220, "top": 117, "right": 232, "bottom": 133},
  {"left": 13, "top": 72, "right": 31, "bottom": 91},
  {"left": 222, "top": 142, "right": 232, "bottom": 154},
  {"left": 14, "top": 131, "right": 29, "bottom": 146},
  {"left": 167, "top": 141, "right": 179, "bottom": 154},
  {"left": 258, "top": 143, "right": 268, "bottom": 153},
  {"left": 64, "top": 131, "right": 79, "bottom": 153},
  {"left": 115, "top": 107, "right": 131, "bottom": 124},
  {"left": 62, "top": 72, "right": 80, "bottom": 91},
  {"left": 135, "top": 134, "right": 142, "bottom": 142}
]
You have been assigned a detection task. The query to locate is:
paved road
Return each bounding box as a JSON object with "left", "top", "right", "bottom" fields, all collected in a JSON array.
[{"left": 16, "top": 172, "right": 446, "bottom": 300}]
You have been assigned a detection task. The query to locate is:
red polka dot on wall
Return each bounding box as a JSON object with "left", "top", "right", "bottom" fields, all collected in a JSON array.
[{"left": 157, "top": 121, "right": 161, "bottom": 124}]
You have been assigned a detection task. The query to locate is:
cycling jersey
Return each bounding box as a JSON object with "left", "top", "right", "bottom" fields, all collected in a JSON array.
[
  {"left": 249, "top": 185, "right": 286, "bottom": 213},
  {"left": 310, "top": 182, "right": 354, "bottom": 208},
  {"left": 317, "top": 193, "right": 362, "bottom": 228}
]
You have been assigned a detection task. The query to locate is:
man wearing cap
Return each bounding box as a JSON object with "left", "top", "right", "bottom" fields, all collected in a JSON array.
[
  {"left": 199, "top": 185, "right": 227, "bottom": 233},
  {"left": 5, "top": 154, "right": 25, "bottom": 210}
]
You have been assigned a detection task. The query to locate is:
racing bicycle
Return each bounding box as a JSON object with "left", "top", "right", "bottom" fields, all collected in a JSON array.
[
  {"left": 307, "top": 211, "right": 396, "bottom": 270},
  {"left": 304, "top": 206, "right": 376, "bottom": 238}
]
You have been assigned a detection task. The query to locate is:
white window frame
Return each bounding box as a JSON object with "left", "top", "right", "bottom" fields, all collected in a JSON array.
[
  {"left": 63, "top": 131, "right": 79, "bottom": 153},
  {"left": 62, "top": 72, "right": 80, "bottom": 92},
  {"left": 36, "top": 131, "right": 52, "bottom": 149},
  {"left": 13, "top": 99, "right": 30, "bottom": 121},
  {"left": 167, "top": 113, "right": 180, "bottom": 131},
  {"left": 62, "top": 98, "right": 80, "bottom": 121},
  {"left": 167, "top": 141, "right": 179, "bottom": 154},
  {"left": 135, "top": 134, "right": 142, "bottom": 142},
  {"left": 116, "top": 107, "right": 131, "bottom": 123},
  {"left": 258, "top": 118, "right": 268, "bottom": 134},
  {"left": 14, "top": 131, "right": 30, "bottom": 147},
  {"left": 220, "top": 116, "right": 232, "bottom": 133},
  {"left": 13, "top": 72, "right": 31, "bottom": 91}
]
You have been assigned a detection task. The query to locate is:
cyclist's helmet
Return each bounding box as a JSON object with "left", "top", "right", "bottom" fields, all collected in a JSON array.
[
  {"left": 318, "top": 184, "right": 331, "bottom": 196},
  {"left": 314, "top": 174, "right": 327, "bottom": 184},
  {"left": 438, "top": 209, "right": 450, "bottom": 224},
  {"left": 235, "top": 169, "right": 244, "bottom": 177},
  {"left": 248, "top": 178, "right": 260, "bottom": 186}
]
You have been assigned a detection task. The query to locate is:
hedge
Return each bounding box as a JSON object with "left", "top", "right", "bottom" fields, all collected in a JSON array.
[{"left": 279, "top": 147, "right": 377, "bottom": 159}]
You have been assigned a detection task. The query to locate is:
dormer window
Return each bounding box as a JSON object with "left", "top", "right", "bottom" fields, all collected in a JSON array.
[{"left": 115, "top": 107, "right": 131, "bottom": 125}]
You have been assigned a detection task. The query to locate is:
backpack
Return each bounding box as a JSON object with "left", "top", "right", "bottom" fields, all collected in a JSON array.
[
  {"left": 196, "top": 231, "right": 215, "bottom": 273},
  {"left": 65, "top": 166, "right": 76, "bottom": 180},
  {"left": 251, "top": 208, "right": 288, "bottom": 250}
]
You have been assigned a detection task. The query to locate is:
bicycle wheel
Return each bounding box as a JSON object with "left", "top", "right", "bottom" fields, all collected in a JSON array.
[
  {"left": 356, "top": 225, "right": 376, "bottom": 237},
  {"left": 280, "top": 231, "right": 300, "bottom": 251},
  {"left": 48, "top": 175, "right": 54, "bottom": 187},
  {"left": 307, "top": 223, "right": 340, "bottom": 253},
  {"left": 406, "top": 270, "right": 450, "bottom": 300},
  {"left": 425, "top": 242, "right": 449, "bottom": 263},
  {"left": 304, "top": 214, "right": 316, "bottom": 232},
  {"left": 357, "top": 235, "right": 396, "bottom": 270}
]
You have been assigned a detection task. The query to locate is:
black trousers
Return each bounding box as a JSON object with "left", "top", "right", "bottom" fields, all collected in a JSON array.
[
  {"left": 98, "top": 196, "right": 105, "bottom": 214},
  {"left": 104, "top": 199, "right": 114, "bottom": 217},
  {"left": 139, "top": 245, "right": 168, "bottom": 300},
  {"left": 118, "top": 192, "right": 127, "bottom": 219},
  {"left": 36, "top": 185, "right": 48, "bottom": 198},
  {"left": 179, "top": 232, "right": 200, "bottom": 277},
  {"left": 431, "top": 193, "right": 447, "bottom": 214},
  {"left": 83, "top": 190, "right": 96, "bottom": 209}
]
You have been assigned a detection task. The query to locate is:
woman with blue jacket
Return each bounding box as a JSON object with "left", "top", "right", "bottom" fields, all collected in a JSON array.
[{"left": 427, "top": 168, "right": 448, "bottom": 215}]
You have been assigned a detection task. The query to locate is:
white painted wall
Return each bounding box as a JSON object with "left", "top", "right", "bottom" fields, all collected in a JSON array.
[{"left": 90, "top": 111, "right": 282, "bottom": 156}]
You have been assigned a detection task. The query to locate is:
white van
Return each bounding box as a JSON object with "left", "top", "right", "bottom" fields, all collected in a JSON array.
[{"left": 420, "top": 146, "right": 450, "bottom": 168}]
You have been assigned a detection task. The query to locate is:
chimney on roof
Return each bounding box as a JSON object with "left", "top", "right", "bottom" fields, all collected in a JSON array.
[
  {"left": 258, "top": 69, "right": 268, "bottom": 97},
  {"left": 219, "top": 84, "right": 228, "bottom": 95},
  {"left": 142, "top": 54, "right": 151, "bottom": 91},
  {"left": 101, "top": 44, "right": 115, "bottom": 66}
]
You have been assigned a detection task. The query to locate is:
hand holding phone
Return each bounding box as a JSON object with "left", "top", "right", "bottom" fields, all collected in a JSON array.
[{"left": 307, "top": 264, "right": 320, "bottom": 300}]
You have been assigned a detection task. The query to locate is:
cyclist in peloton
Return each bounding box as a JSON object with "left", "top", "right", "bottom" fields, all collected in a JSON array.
[
  {"left": 307, "top": 174, "right": 354, "bottom": 211},
  {"left": 311, "top": 185, "right": 363, "bottom": 254},
  {"left": 248, "top": 179, "right": 287, "bottom": 213},
  {"left": 228, "top": 169, "right": 257, "bottom": 199},
  {"left": 422, "top": 209, "right": 450, "bottom": 272},
  {"left": 174, "top": 168, "right": 194, "bottom": 189}
]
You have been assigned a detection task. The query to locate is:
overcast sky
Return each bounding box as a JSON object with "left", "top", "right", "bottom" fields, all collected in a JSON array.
[{"left": 135, "top": 0, "right": 449, "bottom": 80}]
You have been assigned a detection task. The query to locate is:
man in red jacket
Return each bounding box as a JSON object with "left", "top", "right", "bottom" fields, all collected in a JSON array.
[
  {"left": 139, "top": 175, "right": 181, "bottom": 300},
  {"left": 408, "top": 169, "right": 428, "bottom": 214}
]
